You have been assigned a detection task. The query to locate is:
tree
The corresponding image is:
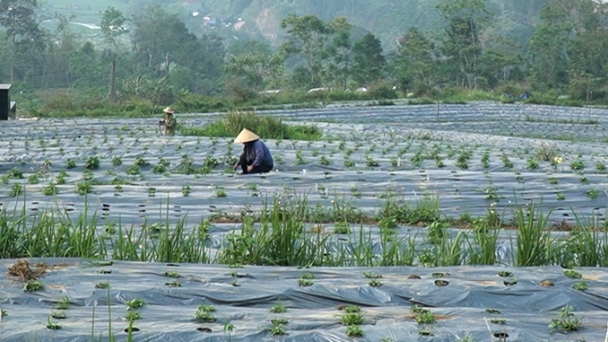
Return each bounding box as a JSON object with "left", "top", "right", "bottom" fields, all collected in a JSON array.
[
  {"left": 352, "top": 33, "right": 386, "bottom": 87},
  {"left": 564, "top": 0, "right": 608, "bottom": 100},
  {"left": 130, "top": 4, "right": 196, "bottom": 75},
  {"left": 325, "top": 17, "right": 352, "bottom": 90},
  {"left": 528, "top": 0, "right": 573, "bottom": 89},
  {"left": 480, "top": 37, "right": 523, "bottom": 85},
  {"left": 437, "top": 0, "right": 491, "bottom": 89},
  {"left": 101, "top": 6, "right": 127, "bottom": 102},
  {"left": 390, "top": 28, "right": 436, "bottom": 95},
  {"left": 42, "top": 13, "right": 76, "bottom": 87},
  {"left": 280, "top": 14, "right": 332, "bottom": 88},
  {"left": 226, "top": 40, "right": 272, "bottom": 57},
  {"left": 172, "top": 33, "right": 226, "bottom": 93},
  {"left": 225, "top": 50, "right": 286, "bottom": 90},
  {"left": 0, "top": 0, "right": 44, "bottom": 82}
]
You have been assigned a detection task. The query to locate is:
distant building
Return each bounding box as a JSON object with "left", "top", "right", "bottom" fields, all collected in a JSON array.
[{"left": 203, "top": 16, "right": 217, "bottom": 27}]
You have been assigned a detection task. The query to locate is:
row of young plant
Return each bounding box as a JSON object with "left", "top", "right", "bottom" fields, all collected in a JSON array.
[
  {"left": 6, "top": 283, "right": 160, "bottom": 342},
  {"left": 2, "top": 271, "right": 588, "bottom": 341},
  {"left": 3, "top": 139, "right": 608, "bottom": 203},
  {"left": 6, "top": 125, "right": 605, "bottom": 172},
  {"left": 5, "top": 116, "right": 606, "bottom": 181},
  {"left": 1, "top": 192, "right": 607, "bottom": 268},
  {"left": 409, "top": 304, "right": 584, "bottom": 340}
]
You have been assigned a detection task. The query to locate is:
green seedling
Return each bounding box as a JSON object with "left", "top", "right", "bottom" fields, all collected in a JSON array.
[
  {"left": 194, "top": 309, "right": 216, "bottom": 322},
  {"left": 549, "top": 305, "right": 583, "bottom": 332},
  {"left": 9, "top": 183, "right": 22, "bottom": 197},
  {"left": 85, "top": 156, "right": 100, "bottom": 170},
  {"left": 418, "top": 329, "right": 434, "bottom": 336},
  {"left": 344, "top": 306, "right": 361, "bottom": 313},
  {"left": 416, "top": 310, "right": 436, "bottom": 324},
  {"left": 125, "top": 298, "right": 146, "bottom": 310},
  {"left": 55, "top": 296, "right": 70, "bottom": 310},
  {"left": 198, "top": 305, "right": 215, "bottom": 313},
  {"left": 269, "top": 301, "right": 287, "bottom": 313},
  {"left": 334, "top": 222, "right": 350, "bottom": 234},
  {"left": 572, "top": 281, "right": 588, "bottom": 291},
  {"left": 341, "top": 313, "right": 365, "bottom": 326},
  {"left": 23, "top": 280, "right": 43, "bottom": 292},
  {"left": 458, "top": 334, "right": 474, "bottom": 342},
  {"left": 124, "top": 311, "right": 141, "bottom": 320},
  {"left": 363, "top": 272, "right": 382, "bottom": 279},
  {"left": 164, "top": 271, "right": 181, "bottom": 278},
  {"left": 271, "top": 318, "right": 288, "bottom": 325},
  {"left": 95, "top": 281, "right": 109, "bottom": 289},
  {"left": 42, "top": 183, "right": 57, "bottom": 196},
  {"left": 346, "top": 325, "right": 364, "bottom": 337},
  {"left": 586, "top": 188, "right": 598, "bottom": 199},
  {"left": 490, "top": 318, "right": 506, "bottom": 325},
  {"left": 563, "top": 270, "right": 582, "bottom": 279},
  {"left": 46, "top": 317, "right": 62, "bottom": 330},
  {"left": 269, "top": 323, "right": 286, "bottom": 335},
  {"left": 112, "top": 156, "right": 122, "bottom": 166},
  {"left": 432, "top": 272, "right": 449, "bottom": 278},
  {"left": 411, "top": 305, "right": 428, "bottom": 314},
  {"left": 369, "top": 279, "right": 383, "bottom": 287},
  {"left": 298, "top": 279, "right": 313, "bottom": 287},
  {"left": 300, "top": 272, "right": 314, "bottom": 280},
  {"left": 224, "top": 321, "right": 236, "bottom": 338}
]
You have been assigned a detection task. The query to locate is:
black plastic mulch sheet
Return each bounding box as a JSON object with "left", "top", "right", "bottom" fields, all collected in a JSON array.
[{"left": 0, "top": 258, "right": 606, "bottom": 341}]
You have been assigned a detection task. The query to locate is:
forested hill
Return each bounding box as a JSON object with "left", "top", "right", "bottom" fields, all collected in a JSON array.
[
  {"left": 3, "top": 0, "right": 606, "bottom": 112},
  {"left": 196, "top": 0, "right": 549, "bottom": 48}
]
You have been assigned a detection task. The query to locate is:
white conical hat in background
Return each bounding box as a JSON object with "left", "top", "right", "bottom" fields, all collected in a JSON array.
[
  {"left": 163, "top": 107, "right": 175, "bottom": 114},
  {"left": 234, "top": 128, "right": 260, "bottom": 143}
]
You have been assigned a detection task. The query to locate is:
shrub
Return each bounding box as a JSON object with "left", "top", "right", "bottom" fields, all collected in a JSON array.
[
  {"left": 367, "top": 82, "right": 397, "bottom": 99},
  {"left": 179, "top": 111, "right": 322, "bottom": 141},
  {"left": 174, "top": 93, "right": 227, "bottom": 113}
]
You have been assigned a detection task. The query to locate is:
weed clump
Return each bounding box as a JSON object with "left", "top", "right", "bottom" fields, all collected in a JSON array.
[
  {"left": 8, "top": 260, "right": 41, "bottom": 281},
  {"left": 179, "top": 111, "right": 321, "bottom": 141}
]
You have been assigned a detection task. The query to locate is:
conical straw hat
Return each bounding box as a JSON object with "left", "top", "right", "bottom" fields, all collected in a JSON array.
[
  {"left": 163, "top": 107, "right": 174, "bottom": 114},
  {"left": 234, "top": 128, "right": 260, "bottom": 143}
]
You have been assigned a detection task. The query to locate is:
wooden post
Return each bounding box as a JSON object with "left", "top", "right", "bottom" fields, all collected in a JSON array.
[{"left": 109, "top": 58, "right": 116, "bottom": 103}]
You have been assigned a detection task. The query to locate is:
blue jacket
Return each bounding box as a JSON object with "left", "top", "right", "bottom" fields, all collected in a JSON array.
[{"left": 243, "top": 139, "right": 273, "bottom": 167}]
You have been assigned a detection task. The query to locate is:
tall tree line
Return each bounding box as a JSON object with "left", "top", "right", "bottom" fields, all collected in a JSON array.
[{"left": 0, "top": 0, "right": 607, "bottom": 103}]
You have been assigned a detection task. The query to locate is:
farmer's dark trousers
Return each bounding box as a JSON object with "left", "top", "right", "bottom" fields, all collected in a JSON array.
[{"left": 239, "top": 155, "right": 273, "bottom": 174}]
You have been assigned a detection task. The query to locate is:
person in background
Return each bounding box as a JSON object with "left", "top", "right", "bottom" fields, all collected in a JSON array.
[
  {"left": 159, "top": 107, "right": 177, "bottom": 136},
  {"left": 233, "top": 128, "right": 274, "bottom": 175}
]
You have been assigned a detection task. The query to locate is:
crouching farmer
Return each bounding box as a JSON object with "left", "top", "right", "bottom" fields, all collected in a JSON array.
[{"left": 233, "top": 128, "right": 274, "bottom": 175}]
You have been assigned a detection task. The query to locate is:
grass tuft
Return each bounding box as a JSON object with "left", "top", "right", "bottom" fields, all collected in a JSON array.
[{"left": 178, "top": 111, "right": 322, "bottom": 141}]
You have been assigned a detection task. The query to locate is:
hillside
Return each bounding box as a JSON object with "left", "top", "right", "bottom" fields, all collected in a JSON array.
[
  {"left": 194, "top": 0, "right": 551, "bottom": 49},
  {"left": 40, "top": 0, "right": 550, "bottom": 51}
]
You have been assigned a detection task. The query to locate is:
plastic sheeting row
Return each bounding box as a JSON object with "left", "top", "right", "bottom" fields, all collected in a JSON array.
[{"left": 1, "top": 258, "right": 607, "bottom": 341}]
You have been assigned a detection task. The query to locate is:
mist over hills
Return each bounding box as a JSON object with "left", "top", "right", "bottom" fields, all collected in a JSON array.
[
  {"left": 193, "top": 0, "right": 550, "bottom": 49},
  {"left": 42, "top": 0, "right": 550, "bottom": 51}
]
